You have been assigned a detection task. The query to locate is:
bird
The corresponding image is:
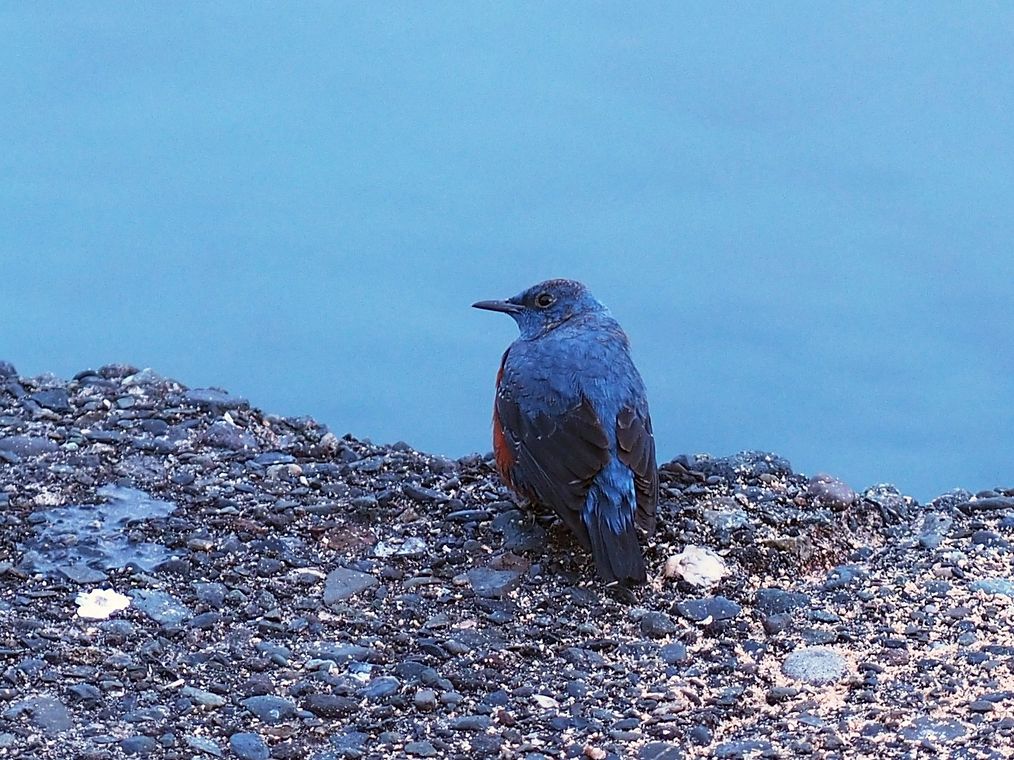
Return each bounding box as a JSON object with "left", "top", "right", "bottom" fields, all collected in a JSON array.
[{"left": 473, "top": 278, "right": 658, "bottom": 586}]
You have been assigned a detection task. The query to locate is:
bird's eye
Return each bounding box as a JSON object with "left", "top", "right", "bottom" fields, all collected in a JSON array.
[{"left": 535, "top": 293, "right": 555, "bottom": 308}]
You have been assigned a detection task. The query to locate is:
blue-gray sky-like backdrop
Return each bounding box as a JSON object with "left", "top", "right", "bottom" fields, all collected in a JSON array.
[{"left": 3, "top": 4, "right": 1012, "bottom": 501}]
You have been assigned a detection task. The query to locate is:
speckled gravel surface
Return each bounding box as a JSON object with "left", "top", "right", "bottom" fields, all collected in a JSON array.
[{"left": 1, "top": 362, "right": 1013, "bottom": 759}]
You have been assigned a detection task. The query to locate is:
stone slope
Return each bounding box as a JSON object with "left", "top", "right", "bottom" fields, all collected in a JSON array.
[{"left": 1, "top": 362, "right": 1012, "bottom": 759}]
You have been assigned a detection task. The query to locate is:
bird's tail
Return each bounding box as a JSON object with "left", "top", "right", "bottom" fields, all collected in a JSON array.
[{"left": 583, "top": 477, "right": 647, "bottom": 586}]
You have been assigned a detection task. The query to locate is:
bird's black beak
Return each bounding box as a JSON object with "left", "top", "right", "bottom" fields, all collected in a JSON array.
[{"left": 472, "top": 299, "right": 523, "bottom": 315}]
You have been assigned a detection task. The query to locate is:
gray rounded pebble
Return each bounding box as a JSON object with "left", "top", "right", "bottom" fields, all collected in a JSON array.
[
  {"left": 229, "top": 732, "right": 269, "bottom": 760},
  {"left": 120, "top": 735, "right": 157, "bottom": 755},
  {"left": 783, "top": 646, "right": 849, "bottom": 684},
  {"left": 640, "top": 611, "right": 679, "bottom": 638},
  {"left": 239, "top": 695, "right": 297, "bottom": 724}
]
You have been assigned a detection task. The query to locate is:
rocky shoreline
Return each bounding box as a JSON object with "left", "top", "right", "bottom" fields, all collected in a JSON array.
[{"left": 1, "top": 362, "right": 1013, "bottom": 759}]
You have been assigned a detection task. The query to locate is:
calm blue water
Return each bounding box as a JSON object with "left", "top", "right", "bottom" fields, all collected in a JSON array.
[{"left": 2, "top": 5, "right": 1012, "bottom": 501}]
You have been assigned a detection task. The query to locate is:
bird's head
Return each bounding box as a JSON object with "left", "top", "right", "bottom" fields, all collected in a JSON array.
[{"left": 472, "top": 279, "right": 605, "bottom": 339}]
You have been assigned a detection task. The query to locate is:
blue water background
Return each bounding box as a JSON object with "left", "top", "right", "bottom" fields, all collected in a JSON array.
[{"left": 2, "top": 4, "right": 1012, "bottom": 501}]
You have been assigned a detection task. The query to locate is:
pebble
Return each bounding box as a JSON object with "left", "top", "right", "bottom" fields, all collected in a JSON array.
[
  {"left": 363, "top": 676, "right": 400, "bottom": 700},
  {"left": 130, "top": 590, "right": 192, "bottom": 625},
  {"left": 900, "top": 716, "right": 967, "bottom": 741},
  {"left": 674, "top": 596, "right": 741, "bottom": 623},
  {"left": 229, "top": 732, "right": 269, "bottom": 760},
  {"left": 405, "top": 740, "right": 438, "bottom": 757},
  {"left": 920, "top": 512, "right": 954, "bottom": 549},
  {"left": 30, "top": 388, "right": 71, "bottom": 413},
  {"left": 414, "top": 688, "right": 438, "bottom": 711},
  {"left": 185, "top": 736, "right": 223, "bottom": 756},
  {"left": 240, "top": 695, "right": 297, "bottom": 724},
  {"left": 449, "top": 715, "right": 491, "bottom": 731},
  {"left": 659, "top": 642, "right": 689, "bottom": 664},
  {"left": 969, "top": 578, "right": 1014, "bottom": 597},
  {"left": 304, "top": 694, "right": 357, "bottom": 718},
  {"left": 807, "top": 474, "right": 855, "bottom": 508},
  {"left": 822, "top": 565, "right": 861, "bottom": 590},
  {"left": 640, "top": 611, "right": 679, "bottom": 638},
  {"left": 120, "top": 736, "right": 157, "bottom": 755},
  {"left": 755, "top": 587, "right": 810, "bottom": 615},
  {"left": 403, "top": 483, "right": 449, "bottom": 503},
  {"left": 201, "top": 420, "right": 257, "bottom": 450},
  {"left": 323, "top": 567, "right": 378, "bottom": 603},
  {"left": 2, "top": 695, "right": 72, "bottom": 731},
  {"left": 181, "top": 686, "right": 226, "bottom": 707},
  {"left": 0, "top": 435, "right": 59, "bottom": 456},
  {"left": 491, "top": 509, "right": 546, "bottom": 552},
  {"left": 639, "top": 743, "right": 684, "bottom": 760},
  {"left": 183, "top": 388, "right": 248, "bottom": 410},
  {"left": 465, "top": 567, "right": 522, "bottom": 598},
  {"left": 782, "top": 646, "right": 849, "bottom": 684}
]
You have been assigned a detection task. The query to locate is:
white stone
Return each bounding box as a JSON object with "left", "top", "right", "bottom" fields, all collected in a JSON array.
[
  {"left": 75, "top": 588, "right": 131, "bottom": 620},
  {"left": 662, "top": 545, "right": 729, "bottom": 588}
]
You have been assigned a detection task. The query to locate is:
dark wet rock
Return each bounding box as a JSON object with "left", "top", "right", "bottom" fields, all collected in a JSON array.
[
  {"left": 323, "top": 567, "right": 378, "bottom": 603},
  {"left": 824, "top": 564, "right": 863, "bottom": 590},
  {"left": 363, "top": 676, "right": 400, "bottom": 700},
  {"left": 715, "top": 739, "right": 772, "bottom": 758},
  {"left": 304, "top": 694, "right": 357, "bottom": 718},
  {"left": 640, "top": 611, "right": 679, "bottom": 638},
  {"left": 783, "top": 646, "right": 849, "bottom": 684},
  {"left": 2, "top": 695, "right": 72, "bottom": 731},
  {"left": 252, "top": 451, "right": 295, "bottom": 466},
  {"left": 0, "top": 361, "right": 16, "bottom": 377},
  {"left": 675, "top": 596, "right": 741, "bottom": 623},
  {"left": 229, "top": 732, "right": 269, "bottom": 760},
  {"left": 920, "top": 512, "right": 954, "bottom": 549},
  {"left": 130, "top": 590, "right": 192, "bottom": 625},
  {"left": 0, "top": 435, "right": 59, "bottom": 456},
  {"left": 183, "top": 388, "right": 248, "bottom": 410},
  {"left": 862, "top": 484, "right": 911, "bottom": 523},
  {"left": 307, "top": 643, "right": 378, "bottom": 665},
  {"left": 193, "top": 581, "right": 227, "bottom": 607},
  {"left": 403, "top": 483, "right": 449, "bottom": 503},
  {"left": 240, "top": 695, "right": 297, "bottom": 724},
  {"left": 491, "top": 508, "right": 546, "bottom": 552},
  {"left": 971, "top": 529, "right": 1008, "bottom": 548},
  {"left": 755, "top": 587, "right": 810, "bottom": 615},
  {"left": 405, "top": 740, "right": 438, "bottom": 757},
  {"left": 702, "top": 501, "right": 750, "bottom": 532},
  {"left": 29, "top": 388, "right": 71, "bottom": 413},
  {"left": 466, "top": 567, "right": 522, "bottom": 598},
  {"left": 659, "top": 642, "right": 689, "bottom": 664},
  {"left": 899, "top": 715, "right": 967, "bottom": 741},
  {"left": 639, "top": 742, "right": 684, "bottom": 759},
  {"left": 120, "top": 735, "right": 157, "bottom": 755},
  {"left": 59, "top": 563, "right": 108, "bottom": 583},
  {"left": 970, "top": 578, "right": 1014, "bottom": 596},
  {"left": 807, "top": 474, "right": 856, "bottom": 508},
  {"left": 687, "top": 724, "right": 712, "bottom": 745},
  {"left": 185, "top": 736, "right": 224, "bottom": 756},
  {"left": 181, "top": 686, "right": 226, "bottom": 708},
  {"left": 414, "top": 688, "right": 438, "bottom": 711},
  {"left": 449, "top": 714, "right": 491, "bottom": 731},
  {"left": 957, "top": 496, "right": 1014, "bottom": 514},
  {"left": 446, "top": 508, "right": 492, "bottom": 522},
  {"left": 201, "top": 420, "right": 257, "bottom": 450},
  {"left": 68, "top": 683, "right": 102, "bottom": 702}
]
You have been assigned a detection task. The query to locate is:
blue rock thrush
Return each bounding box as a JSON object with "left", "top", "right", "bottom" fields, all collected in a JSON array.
[{"left": 473, "top": 279, "right": 658, "bottom": 585}]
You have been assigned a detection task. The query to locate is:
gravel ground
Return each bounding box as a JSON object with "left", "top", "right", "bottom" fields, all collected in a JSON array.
[{"left": 1, "top": 361, "right": 1013, "bottom": 760}]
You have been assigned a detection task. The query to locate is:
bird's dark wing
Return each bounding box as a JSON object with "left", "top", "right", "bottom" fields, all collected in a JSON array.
[
  {"left": 495, "top": 392, "right": 611, "bottom": 547},
  {"left": 616, "top": 406, "right": 658, "bottom": 534}
]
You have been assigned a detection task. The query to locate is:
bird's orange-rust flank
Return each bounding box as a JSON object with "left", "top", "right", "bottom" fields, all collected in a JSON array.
[{"left": 492, "top": 352, "right": 515, "bottom": 487}]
